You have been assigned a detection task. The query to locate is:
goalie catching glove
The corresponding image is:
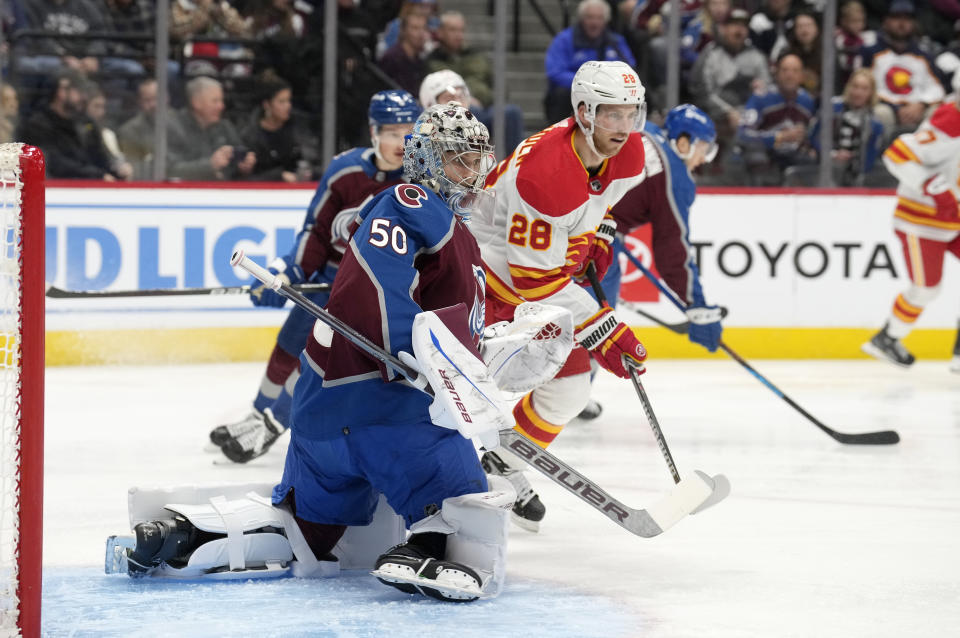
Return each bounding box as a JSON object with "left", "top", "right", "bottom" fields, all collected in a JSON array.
[
  {"left": 402, "top": 308, "right": 512, "bottom": 450},
  {"left": 575, "top": 306, "right": 647, "bottom": 378},
  {"left": 249, "top": 257, "right": 304, "bottom": 308}
]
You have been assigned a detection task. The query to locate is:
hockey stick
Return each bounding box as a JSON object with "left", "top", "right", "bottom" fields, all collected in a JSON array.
[
  {"left": 617, "top": 246, "right": 900, "bottom": 445},
  {"left": 45, "top": 282, "right": 331, "bottom": 299},
  {"left": 585, "top": 264, "right": 730, "bottom": 513},
  {"left": 585, "top": 263, "right": 682, "bottom": 484},
  {"left": 232, "top": 249, "right": 720, "bottom": 538}
]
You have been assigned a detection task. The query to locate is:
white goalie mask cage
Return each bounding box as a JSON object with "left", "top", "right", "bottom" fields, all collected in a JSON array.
[{"left": 403, "top": 102, "right": 496, "bottom": 219}]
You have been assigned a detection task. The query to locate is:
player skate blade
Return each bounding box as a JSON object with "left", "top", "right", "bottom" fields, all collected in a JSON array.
[
  {"left": 104, "top": 535, "right": 136, "bottom": 574},
  {"left": 510, "top": 512, "right": 541, "bottom": 533},
  {"left": 690, "top": 472, "right": 731, "bottom": 515},
  {"left": 860, "top": 342, "right": 912, "bottom": 368}
]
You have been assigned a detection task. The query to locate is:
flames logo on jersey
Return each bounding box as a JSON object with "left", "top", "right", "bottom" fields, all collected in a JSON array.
[
  {"left": 885, "top": 65, "right": 913, "bottom": 95},
  {"left": 469, "top": 264, "right": 486, "bottom": 343}
]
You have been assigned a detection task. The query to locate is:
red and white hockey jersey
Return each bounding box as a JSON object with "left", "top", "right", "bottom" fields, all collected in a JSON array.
[
  {"left": 471, "top": 117, "right": 647, "bottom": 325},
  {"left": 882, "top": 102, "right": 960, "bottom": 241}
]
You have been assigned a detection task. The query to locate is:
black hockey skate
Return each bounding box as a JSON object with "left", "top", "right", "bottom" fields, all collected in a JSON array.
[
  {"left": 576, "top": 398, "right": 603, "bottom": 421},
  {"left": 125, "top": 517, "right": 202, "bottom": 577},
  {"left": 373, "top": 535, "right": 483, "bottom": 602},
  {"left": 861, "top": 325, "right": 915, "bottom": 368},
  {"left": 215, "top": 408, "right": 287, "bottom": 463},
  {"left": 481, "top": 450, "right": 545, "bottom": 532}
]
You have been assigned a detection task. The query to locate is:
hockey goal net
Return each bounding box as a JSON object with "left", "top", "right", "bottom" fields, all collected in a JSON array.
[{"left": 0, "top": 144, "right": 44, "bottom": 635}]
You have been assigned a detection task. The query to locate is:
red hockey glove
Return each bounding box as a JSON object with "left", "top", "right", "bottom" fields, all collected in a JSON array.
[
  {"left": 574, "top": 215, "right": 617, "bottom": 282},
  {"left": 575, "top": 307, "right": 647, "bottom": 378},
  {"left": 923, "top": 174, "right": 959, "bottom": 222}
]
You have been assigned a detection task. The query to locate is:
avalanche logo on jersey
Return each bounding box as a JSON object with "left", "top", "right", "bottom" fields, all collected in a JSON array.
[
  {"left": 885, "top": 66, "right": 913, "bottom": 95},
  {"left": 469, "top": 264, "right": 486, "bottom": 342},
  {"left": 395, "top": 184, "right": 428, "bottom": 208}
]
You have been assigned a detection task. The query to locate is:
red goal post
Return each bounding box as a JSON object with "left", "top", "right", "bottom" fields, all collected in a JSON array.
[{"left": 0, "top": 144, "right": 45, "bottom": 636}]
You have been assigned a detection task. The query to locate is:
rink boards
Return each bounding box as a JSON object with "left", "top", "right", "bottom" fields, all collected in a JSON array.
[{"left": 43, "top": 183, "right": 959, "bottom": 365}]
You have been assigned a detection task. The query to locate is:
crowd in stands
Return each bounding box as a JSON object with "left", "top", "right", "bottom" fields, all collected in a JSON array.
[{"left": 1, "top": 0, "right": 958, "bottom": 185}]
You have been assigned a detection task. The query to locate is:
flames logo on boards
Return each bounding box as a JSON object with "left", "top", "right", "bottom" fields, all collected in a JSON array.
[{"left": 885, "top": 65, "right": 913, "bottom": 95}]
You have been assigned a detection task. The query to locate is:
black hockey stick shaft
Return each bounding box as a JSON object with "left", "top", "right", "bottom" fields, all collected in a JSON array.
[
  {"left": 233, "top": 250, "right": 706, "bottom": 537},
  {"left": 585, "top": 263, "right": 682, "bottom": 483},
  {"left": 45, "top": 282, "right": 331, "bottom": 299},
  {"left": 617, "top": 247, "right": 900, "bottom": 445}
]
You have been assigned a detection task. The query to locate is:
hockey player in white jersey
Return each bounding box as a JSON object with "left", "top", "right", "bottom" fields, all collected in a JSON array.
[
  {"left": 471, "top": 60, "right": 650, "bottom": 530},
  {"left": 862, "top": 72, "right": 960, "bottom": 371}
]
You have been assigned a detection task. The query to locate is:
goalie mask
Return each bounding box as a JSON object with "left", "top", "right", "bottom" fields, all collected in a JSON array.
[
  {"left": 403, "top": 102, "right": 496, "bottom": 219},
  {"left": 570, "top": 60, "right": 647, "bottom": 158}
]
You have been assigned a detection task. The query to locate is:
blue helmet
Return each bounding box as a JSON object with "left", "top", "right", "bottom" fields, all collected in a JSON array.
[
  {"left": 368, "top": 90, "right": 420, "bottom": 129},
  {"left": 664, "top": 104, "right": 718, "bottom": 163}
]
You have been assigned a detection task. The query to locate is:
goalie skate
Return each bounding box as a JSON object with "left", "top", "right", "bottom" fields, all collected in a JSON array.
[{"left": 372, "top": 544, "right": 487, "bottom": 602}]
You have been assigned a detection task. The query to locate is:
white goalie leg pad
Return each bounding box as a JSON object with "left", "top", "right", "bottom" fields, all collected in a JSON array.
[
  {"left": 333, "top": 494, "right": 407, "bottom": 570},
  {"left": 408, "top": 476, "right": 515, "bottom": 597},
  {"left": 481, "top": 302, "right": 574, "bottom": 393}
]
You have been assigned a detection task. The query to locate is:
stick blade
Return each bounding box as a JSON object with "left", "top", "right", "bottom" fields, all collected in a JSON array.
[
  {"left": 831, "top": 429, "right": 900, "bottom": 445},
  {"left": 645, "top": 471, "right": 717, "bottom": 532},
  {"left": 690, "top": 472, "right": 731, "bottom": 515}
]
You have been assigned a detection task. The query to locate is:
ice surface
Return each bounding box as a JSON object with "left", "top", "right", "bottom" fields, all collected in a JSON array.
[{"left": 42, "top": 360, "right": 960, "bottom": 637}]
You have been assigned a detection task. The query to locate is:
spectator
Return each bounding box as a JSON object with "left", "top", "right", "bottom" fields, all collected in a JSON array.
[
  {"left": 379, "top": 12, "right": 430, "bottom": 95},
  {"left": 16, "top": 72, "right": 121, "bottom": 180},
  {"left": 241, "top": 75, "right": 314, "bottom": 182},
  {"left": 171, "top": 0, "right": 254, "bottom": 78},
  {"left": 680, "top": 0, "right": 731, "bottom": 70},
  {"left": 749, "top": 0, "right": 793, "bottom": 60},
  {"left": 118, "top": 78, "right": 159, "bottom": 179},
  {"left": 737, "top": 53, "right": 816, "bottom": 185},
  {"left": 785, "top": 12, "right": 823, "bottom": 94},
  {"left": 16, "top": 0, "right": 110, "bottom": 77},
  {"left": 376, "top": 0, "right": 439, "bottom": 59},
  {"left": 544, "top": 0, "right": 637, "bottom": 123},
  {"left": 0, "top": 84, "right": 19, "bottom": 143},
  {"left": 935, "top": 20, "right": 960, "bottom": 91},
  {"left": 861, "top": 0, "right": 946, "bottom": 134},
  {"left": 809, "top": 68, "right": 887, "bottom": 186},
  {"left": 836, "top": 1, "right": 877, "bottom": 89},
  {"left": 102, "top": 0, "right": 156, "bottom": 76},
  {"left": 426, "top": 12, "right": 526, "bottom": 152},
  {"left": 84, "top": 82, "right": 133, "bottom": 180},
  {"left": 166, "top": 76, "right": 256, "bottom": 180},
  {"left": 691, "top": 8, "right": 770, "bottom": 153}
]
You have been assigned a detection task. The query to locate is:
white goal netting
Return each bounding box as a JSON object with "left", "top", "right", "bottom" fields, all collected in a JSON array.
[{"left": 0, "top": 143, "right": 26, "bottom": 633}]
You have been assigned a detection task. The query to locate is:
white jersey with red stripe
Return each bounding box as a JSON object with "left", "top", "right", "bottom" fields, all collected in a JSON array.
[
  {"left": 471, "top": 117, "right": 647, "bottom": 326},
  {"left": 882, "top": 102, "right": 960, "bottom": 241}
]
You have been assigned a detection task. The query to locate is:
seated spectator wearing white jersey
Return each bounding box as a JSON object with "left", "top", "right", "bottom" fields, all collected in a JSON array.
[
  {"left": 859, "top": 0, "right": 947, "bottom": 135},
  {"left": 862, "top": 71, "right": 960, "bottom": 370}
]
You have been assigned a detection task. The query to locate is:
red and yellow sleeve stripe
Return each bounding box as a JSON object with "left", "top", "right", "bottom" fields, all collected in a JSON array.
[{"left": 884, "top": 139, "right": 920, "bottom": 164}]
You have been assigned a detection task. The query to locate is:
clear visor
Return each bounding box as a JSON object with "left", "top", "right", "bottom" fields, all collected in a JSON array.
[
  {"left": 699, "top": 138, "right": 719, "bottom": 163},
  {"left": 592, "top": 104, "right": 646, "bottom": 134}
]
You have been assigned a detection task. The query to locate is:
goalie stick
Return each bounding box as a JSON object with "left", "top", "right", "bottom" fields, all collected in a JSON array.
[
  {"left": 585, "top": 264, "right": 730, "bottom": 514},
  {"left": 615, "top": 244, "right": 900, "bottom": 445},
  {"left": 45, "top": 282, "right": 331, "bottom": 299},
  {"left": 231, "top": 249, "right": 723, "bottom": 538}
]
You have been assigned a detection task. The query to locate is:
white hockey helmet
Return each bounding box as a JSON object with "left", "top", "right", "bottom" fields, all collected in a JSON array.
[
  {"left": 403, "top": 102, "right": 495, "bottom": 218},
  {"left": 419, "top": 69, "right": 471, "bottom": 108},
  {"left": 570, "top": 60, "right": 647, "bottom": 157}
]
